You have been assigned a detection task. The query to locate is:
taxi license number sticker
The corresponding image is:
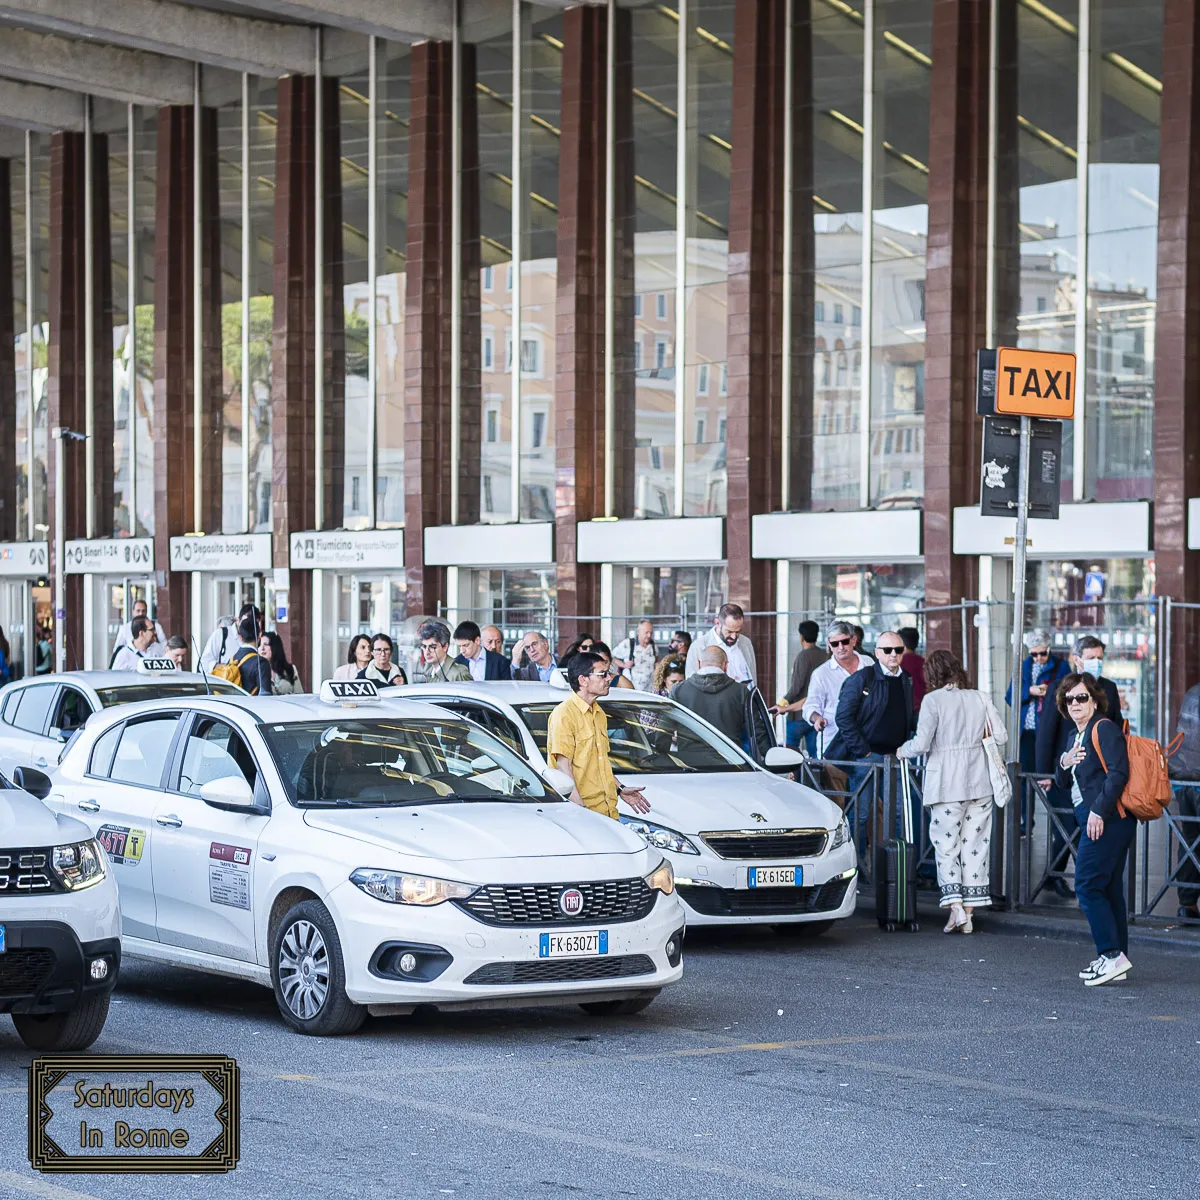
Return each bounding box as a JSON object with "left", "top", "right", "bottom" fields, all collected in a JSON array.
[
  {"left": 748, "top": 866, "right": 803, "bottom": 888},
  {"left": 208, "top": 842, "right": 252, "bottom": 911},
  {"left": 96, "top": 824, "right": 147, "bottom": 866},
  {"left": 539, "top": 930, "right": 609, "bottom": 959}
]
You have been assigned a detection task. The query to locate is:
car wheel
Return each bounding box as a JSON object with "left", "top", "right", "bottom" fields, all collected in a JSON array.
[
  {"left": 271, "top": 900, "right": 364, "bottom": 1037},
  {"left": 773, "top": 919, "right": 835, "bottom": 938},
  {"left": 578, "top": 991, "right": 660, "bottom": 1017},
  {"left": 13, "top": 994, "right": 110, "bottom": 1051}
]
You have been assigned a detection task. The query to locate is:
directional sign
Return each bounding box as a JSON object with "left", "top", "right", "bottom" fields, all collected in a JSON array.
[{"left": 994, "top": 347, "right": 1076, "bottom": 420}]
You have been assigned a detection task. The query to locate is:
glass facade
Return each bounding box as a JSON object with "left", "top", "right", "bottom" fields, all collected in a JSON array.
[
  {"left": 30, "top": 133, "right": 49, "bottom": 541},
  {"left": 12, "top": 145, "right": 27, "bottom": 537},
  {"left": 133, "top": 108, "right": 156, "bottom": 537}
]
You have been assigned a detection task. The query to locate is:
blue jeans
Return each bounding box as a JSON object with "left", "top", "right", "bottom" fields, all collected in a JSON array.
[
  {"left": 1074, "top": 806, "right": 1137, "bottom": 956},
  {"left": 786, "top": 716, "right": 817, "bottom": 756}
]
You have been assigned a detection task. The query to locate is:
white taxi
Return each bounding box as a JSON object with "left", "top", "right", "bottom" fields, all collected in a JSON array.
[
  {"left": 0, "top": 660, "right": 243, "bottom": 778},
  {"left": 34, "top": 680, "right": 685, "bottom": 1036},
  {"left": 391, "top": 682, "right": 857, "bottom": 934}
]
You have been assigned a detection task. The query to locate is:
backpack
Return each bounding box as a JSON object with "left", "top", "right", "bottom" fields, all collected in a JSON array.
[
  {"left": 1091, "top": 718, "right": 1183, "bottom": 821},
  {"left": 211, "top": 646, "right": 259, "bottom": 693}
]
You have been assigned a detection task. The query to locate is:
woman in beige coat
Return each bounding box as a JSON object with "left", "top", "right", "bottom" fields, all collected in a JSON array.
[{"left": 897, "top": 650, "right": 1007, "bottom": 934}]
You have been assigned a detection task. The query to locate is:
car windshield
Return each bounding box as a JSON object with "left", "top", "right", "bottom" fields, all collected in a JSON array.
[
  {"left": 516, "top": 700, "right": 756, "bottom": 775},
  {"left": 96, "top": 682, "right": 243, "bottom": 706},
  {"left": 260, "top": 718, "right": 554, "bottom": 807}
]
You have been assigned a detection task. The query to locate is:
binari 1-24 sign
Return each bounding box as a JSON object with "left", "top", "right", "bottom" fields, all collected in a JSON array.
[{"left": 993, "top": 347, "right": 1076, "bottom": 420}]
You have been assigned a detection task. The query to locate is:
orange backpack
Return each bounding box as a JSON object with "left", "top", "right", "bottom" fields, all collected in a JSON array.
[{"left": 1091, "top": 719, "right": 1182, "bottom": 822}]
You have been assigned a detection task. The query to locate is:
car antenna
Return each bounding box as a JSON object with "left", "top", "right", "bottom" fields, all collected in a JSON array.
[{"left": 192, "top": 634, "right": 212, "bottom": 695}]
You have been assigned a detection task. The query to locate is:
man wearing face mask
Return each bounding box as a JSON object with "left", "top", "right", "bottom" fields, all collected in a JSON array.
[{"left": 1035, "top": 635, "right": 1122, "bottom": 899}]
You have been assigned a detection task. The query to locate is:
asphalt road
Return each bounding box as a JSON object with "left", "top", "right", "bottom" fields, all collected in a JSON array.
[{"left": 1, "top": 912, "right": 1198, "bottom": 1200}]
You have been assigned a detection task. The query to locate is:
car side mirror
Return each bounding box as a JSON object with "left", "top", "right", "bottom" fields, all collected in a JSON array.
[
  {"left": 541, "top": 767, "right": 576, "bottom": 797},
  {"left": 764, "top": 746, "right": 804, "bottom": 774},
  {"left": 199, "top": 776, "right": 263, "bottom": 813},
  {"left": 49, "top": 726, "right": 68, "bottom": 743},
  {"left": 13, "top": 765, "right": 52, "bottom": 800}
]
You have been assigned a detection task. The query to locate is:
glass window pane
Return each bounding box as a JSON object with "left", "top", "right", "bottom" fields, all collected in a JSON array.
[
  {"left": 133, "top": 107, "right": 156, "bottom": 537},
  {"left": 248, "top": 79, "right": 275, "bottom": 532},
  {"left": 30, "top": 132, "right": 49, "bottom": 541},
  {"left": 12, "top": 150, "right": 28, "bottom": 536},
  {"left": 869, "top": 0, "right": 930, "bottom": 509},
  {"left": 110, "top": 716, "right": 180, "bottom": 788}
]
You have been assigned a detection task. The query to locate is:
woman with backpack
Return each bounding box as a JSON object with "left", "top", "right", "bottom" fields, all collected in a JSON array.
[
  {"left": 1053, "top": 671, "right": 1134, "bottom": 987},
  {"left": 897, "top": 651, "right": 1007, "bottom": 935}
]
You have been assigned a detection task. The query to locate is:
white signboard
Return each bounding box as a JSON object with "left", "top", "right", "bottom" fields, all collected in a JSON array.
[
  {"left": 65, "top": 537, "right": 154, "bottom": 575},
  {"left": 289, "top": 529, "right": 405, "bottom": 571},
  {"left": 168, "top": 533, "right": 273, "bottom": 573},
  {"left": 0, "top": 542, "right": 48, "bottom": 577}
]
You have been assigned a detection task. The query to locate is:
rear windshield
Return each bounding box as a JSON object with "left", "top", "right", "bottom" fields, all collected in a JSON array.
[
  {"left": 96, "top": 682, "right": 243, "bottom": 707},
  {"left": 516, "top": 700, "right": 756, "bottom": 775}
]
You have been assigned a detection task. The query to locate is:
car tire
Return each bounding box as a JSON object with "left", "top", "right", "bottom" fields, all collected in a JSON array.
[
  {"left": 270, "top": 900, "right": 365, "bottom": 1037},
  {"left": 772, "top": 919, "right": 835, "bottom": 938},
  {"left": 578, "top": 991, "right": 660, "bottom": 1017},
  {"left": 13, "top": 994, "right": 110, "bottom": 1051}
]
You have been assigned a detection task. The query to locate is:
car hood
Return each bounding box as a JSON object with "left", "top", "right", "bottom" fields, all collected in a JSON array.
[
  {"left": 615, "top": 770, "right": 841, "bottom": 835},
  {"left": 0, "top": 789, "right": 93, "bottom": 846},
  {"left": 301, "top": 799, "right": 651, "bottom": 874}
]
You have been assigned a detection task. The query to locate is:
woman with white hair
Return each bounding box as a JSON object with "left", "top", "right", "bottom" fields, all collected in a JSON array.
[{"left": 1005, "top": 627, "right": 1069, "bottom": 772}]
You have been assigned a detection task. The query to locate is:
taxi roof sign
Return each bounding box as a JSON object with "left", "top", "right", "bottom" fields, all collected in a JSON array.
[
  {"left": 320, "top": 679, "right": 380, "bottom": 706},
  {"left": 993, "top": 347, "right": 1076, "bottom": 420},
  {"left": 136, "top": 657, "right": 178, "bottom": 674}
]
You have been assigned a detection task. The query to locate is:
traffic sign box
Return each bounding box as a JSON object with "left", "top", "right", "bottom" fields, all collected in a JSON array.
[{"left": 977, "top": 346, "right": 1076, "bottom": 419}]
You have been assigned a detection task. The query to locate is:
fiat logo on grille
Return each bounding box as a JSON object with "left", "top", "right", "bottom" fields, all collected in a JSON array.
[{"left": 559, "top": 888, "right": 585, "bottom": 916}]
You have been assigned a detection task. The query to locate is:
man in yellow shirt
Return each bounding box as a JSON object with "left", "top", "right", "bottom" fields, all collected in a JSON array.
[{"left": 547, "top": 652, "right": 651, "bottom": 819}]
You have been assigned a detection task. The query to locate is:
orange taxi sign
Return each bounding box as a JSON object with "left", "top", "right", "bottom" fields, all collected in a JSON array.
[{"left": 994, "top": 347, "right": 1076, "bottom": 420}]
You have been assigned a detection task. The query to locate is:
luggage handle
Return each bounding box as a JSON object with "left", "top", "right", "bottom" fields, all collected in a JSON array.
[{"left": 897, "top": 756, "right": 915, "bottom": 845}]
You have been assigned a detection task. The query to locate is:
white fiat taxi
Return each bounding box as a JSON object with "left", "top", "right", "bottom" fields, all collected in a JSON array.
[{"left": 34, "top": 680, "right": 685, "bottom": 1036}]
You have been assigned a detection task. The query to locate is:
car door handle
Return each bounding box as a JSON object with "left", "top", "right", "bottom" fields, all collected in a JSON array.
[
  {"left": 77, "top": 799, "right": 100, "bottom": 814},
  {"left": 155, "top": 814, "right": 183, "bottom": 828},
  {"left": 34, "top": 757, "right": 48, "bottom": 768}
]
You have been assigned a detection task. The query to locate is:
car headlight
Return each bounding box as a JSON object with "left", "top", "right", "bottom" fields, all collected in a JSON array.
[
  {"left": 619, "top": 816, "right": 700, "bottom": 855},
  {"left": 51, "top": 840, "right": 106, "bottom": 890},
  {"left": 644, "top": 859, "right": 675, "bottom": 895},
  {"left": 349, "top": 869, "right": 476, "bottom": 906},
  {"left": 829, "top": 816, "right": 852, "bottom": 851}
]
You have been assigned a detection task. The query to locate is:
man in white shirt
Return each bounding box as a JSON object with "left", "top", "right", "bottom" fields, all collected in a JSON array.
[
  {"left": 111, "top": 617, "right": 159, "bottom": 671},
  {"left": 110, "top": 598, "right": 165, "bottom": 666},
  {"left": 802, "top": 621, "right": 873, "bottom": 757},
  {"left": 685, "top": 604, "right": 757, "bottom": 686}
]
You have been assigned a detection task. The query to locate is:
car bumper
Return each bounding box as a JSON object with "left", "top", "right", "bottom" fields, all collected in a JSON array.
[
  {"left": 671, "top": 840, "right": 859, "bottom": 925},
  {"left": 327, "top": 880, "right": 686, "bottom": 1011},
  {"left": 0, "top": 921, "right": 122, "bottom": 1015}
]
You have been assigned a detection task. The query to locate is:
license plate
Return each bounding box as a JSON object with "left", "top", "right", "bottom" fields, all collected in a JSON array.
[
  {"left": 0, "top": 925, "right": 6, "bottom": 954},
  {"left": 538, "top": 930, "right": 609, "bottom": 958},
  {"left": 748, "top": 866, "right": 803, "bottom": 888}
]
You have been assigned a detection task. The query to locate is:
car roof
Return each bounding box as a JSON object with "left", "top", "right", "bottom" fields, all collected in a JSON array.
[
  {"left": 386, "top": 681, "right": 666, "bottom": 706},
  {"left": 4, "top": 671, "right": 232, "bottom": 690}
]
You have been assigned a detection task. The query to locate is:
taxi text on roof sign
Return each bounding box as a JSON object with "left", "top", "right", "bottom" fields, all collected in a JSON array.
[
  {"left": 320, "top": 679, "right": 381, "bottom": 705},
  {"left": 994, "top": 347, "right": 1076, "bottom": 420},
  {"left": 136, "top": 657, "right": 178, "bottom": 674}
]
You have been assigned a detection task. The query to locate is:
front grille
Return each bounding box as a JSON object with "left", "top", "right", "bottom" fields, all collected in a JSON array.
[
  {"left": 457, "top": 878, "right": 655, "bottom": 927},
  {"left": 701, "top": 830, "right": 828, "bottom": 860},
  {"left": 0, "top": 948, "right": 56, "bottom": 996},
  {"left": 678, "top": 876, "right": 851, "bottom": 918},
  {"left": 463, "top": 955, "right": 656, "bottom": 985},
  {"left": 0, "top": 849, "right": 61, "bottom": 895}
]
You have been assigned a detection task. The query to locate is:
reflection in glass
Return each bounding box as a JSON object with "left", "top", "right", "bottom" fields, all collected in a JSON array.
[
  {"left": 869, "top": 0, "right": 930, "bottom": 509},
  {"left": 133, "top": 109, "right": 156, "bottom": 536},
  {"left": 215, "top": 89, "right": 244, "bottom": 532},
  {"left": 466, "top": 567, "right": 557, "bottom": 640},
  {"left": 11, "top": 152, "right": 28, "bottom": 535},
  {"left": 30, "top": 133, "right": 49, "bottom": 540},
  {"left": 247, "top": 80, "right": 275, "bottom": 532}
]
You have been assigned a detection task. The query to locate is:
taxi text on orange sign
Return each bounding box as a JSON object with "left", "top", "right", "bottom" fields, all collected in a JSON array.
[{"left": 994, "top": 347, "right": 1076, "bottom": 419}]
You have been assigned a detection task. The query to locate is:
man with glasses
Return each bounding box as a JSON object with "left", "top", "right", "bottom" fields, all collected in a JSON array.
[
  {"left": 1005, "top": 628, "right": 1070, "bottom": 773},
  {"left": 546, "top": 652, "right": 651, "bottom": 819},
  {"left": 801, "top": 621, "right": 873, "bottom": 758},
  {"left": 415, "top": 621, "right": 471, "bottom": 684},
  {"left": 512, "top": 631, "right": 559, "bottom": 682},
  {"left": 357, "top": 632, "right": 408, "bottom": 687}
]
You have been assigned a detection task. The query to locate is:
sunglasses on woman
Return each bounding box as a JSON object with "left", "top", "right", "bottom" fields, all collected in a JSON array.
[{"left": 1064, "top": 692, "right": 1091, "bottom": 705}]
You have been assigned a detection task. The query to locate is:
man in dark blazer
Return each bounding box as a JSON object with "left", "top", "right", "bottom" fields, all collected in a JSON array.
[
  {"left": 1035, "top": 635, "right": 1122, "bottom": 898},
  {"left": 454, "top": 620, "right": 514, "bottom": 681}
]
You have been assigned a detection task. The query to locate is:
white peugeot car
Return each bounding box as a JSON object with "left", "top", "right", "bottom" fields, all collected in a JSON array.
[
  {"left": 0, "top": 661, "right": 243, "bottom": 778},
  {"left": 33, "top": 681, "right": 684, "bottom": 1036},
  {"left": 390, "top": 682, "right": 857, "bottom": 934}
]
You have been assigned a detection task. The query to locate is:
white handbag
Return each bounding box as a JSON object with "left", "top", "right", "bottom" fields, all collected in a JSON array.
[{"left": 981, "top": 696, "right": 1012, "bottom": 809}]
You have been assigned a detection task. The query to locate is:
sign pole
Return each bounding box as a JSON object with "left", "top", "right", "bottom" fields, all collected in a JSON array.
[{"left": 53, "top": 427, "right": 65, "bottom": 673}]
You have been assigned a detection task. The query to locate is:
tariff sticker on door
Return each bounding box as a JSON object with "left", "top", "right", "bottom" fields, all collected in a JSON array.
[
  {"left": 539, "top": 930, "right": 608, "bottom": 958},
  {"left": 208, "top": 842, "right": 252, "bottom": 910},
  {"left": 96, "top": 825, "right": 147, "bottom": 866}
]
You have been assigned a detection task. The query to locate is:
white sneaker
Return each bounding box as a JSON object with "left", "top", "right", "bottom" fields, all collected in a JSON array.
[
  {"left": 1078, "top": 955, "right": 1106, "bottom": 980},
  {"left": 1083, "top": 952, "right": 1132, "bottom": 987}
]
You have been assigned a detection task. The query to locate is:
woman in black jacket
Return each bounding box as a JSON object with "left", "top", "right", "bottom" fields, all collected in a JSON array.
[{"left": 1054, "top": 672, "right": 1135, "bottom": 987}]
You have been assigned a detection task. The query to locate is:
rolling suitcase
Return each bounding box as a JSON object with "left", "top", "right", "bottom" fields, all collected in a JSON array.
[{"left": 875, "top": 758, "right": 919, "bottom": 931}]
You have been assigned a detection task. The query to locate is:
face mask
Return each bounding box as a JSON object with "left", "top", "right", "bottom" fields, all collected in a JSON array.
[{"left": 1081, "top": 658, "right": 1103, "bottom": 678}]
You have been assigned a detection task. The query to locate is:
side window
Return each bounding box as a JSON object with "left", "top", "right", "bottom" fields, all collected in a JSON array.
[
  {"left": 178, "top": 718, "right": 258, "bottom": 795},
  {"left": 109, "top": 716, "right": 181, "bottom": 788},
  {"left": 11, "top": 685, "right": 57, "bottom": 736},
  {"left": 447, "top": 703, "right": 524, "bottom": 754},
  {"left": 89, "top": 725, "right": 123, "bottom": 778},
  {"left": 53, "top": 687, "right": 94, "bottom": 735},
  {"left": 2, "top": 689, "right": 22, "bottom": 725}
]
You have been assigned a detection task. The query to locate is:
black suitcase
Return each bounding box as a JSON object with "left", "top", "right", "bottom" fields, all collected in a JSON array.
[{"left": 875, "top": 759, "right": 919, "bottom": 931}]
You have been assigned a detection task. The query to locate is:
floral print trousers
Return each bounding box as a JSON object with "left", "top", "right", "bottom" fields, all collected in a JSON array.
[{"left": 927, "top": 797, "right": 994, "bottom": 908}]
